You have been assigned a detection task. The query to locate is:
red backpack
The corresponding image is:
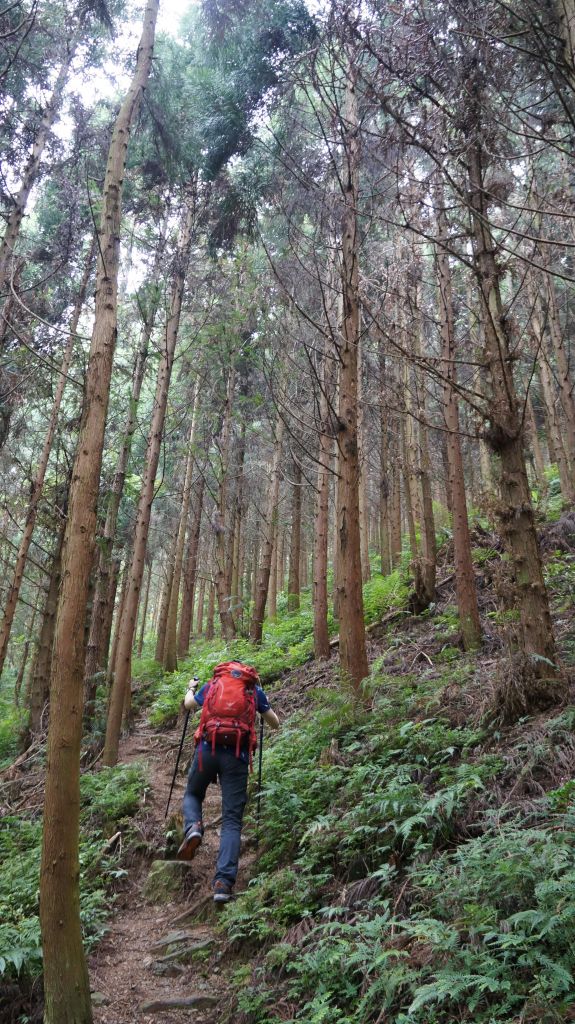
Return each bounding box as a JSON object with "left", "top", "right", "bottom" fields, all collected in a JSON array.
[{"left": 194, "top": 661, "right": 259, "bottom": 768}]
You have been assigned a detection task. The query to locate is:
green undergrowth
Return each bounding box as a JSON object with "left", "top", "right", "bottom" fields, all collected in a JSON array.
[
  {"left": 0, "top": 674, "right": 26, "bottom": 771},
  {"left": 143, "top": 570, "right": 409, "bottom": 727},
  {"left": 0, "top": 761, "right": 148, "bottom": 983},
  {"left": 220, "top": 660, "right": 575, "bottom": 1024}
]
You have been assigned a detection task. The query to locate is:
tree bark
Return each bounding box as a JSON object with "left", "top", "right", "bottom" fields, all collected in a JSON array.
[
  {"left": 357, "top": 330, "right": 371, "bottom": 582},
  {"left": 288, "top": 458, "right": 302, "bottom": 612},
  {"left": 163, "top": 383, "right": 200, "bottom": 672},
  {"left": 544, "top": 271, "right": 575, "bottom": 471},
  {"left": 334, "top": 58, "right": 369, "bottom": 689},
  {"left": 178, "top": 478, "right": 205, "bottom": 657},
  {"left": 27, "top": 524, "right": 65, "bottom": 736},
  {"left": 250, "top": 416, "right": 285, "bottom": 643},
  {"left": 195, "top": 575, "right": 206, "bottom": 637},
  {"left": 205, "top": 581, "right": 215, "bottom": 640},
  {"left": 102, "top": 187, "right": 193, "bottom": 768},
  {"left": 435, "top": 188, "right": 482, "bottom": 649},
  {"left": 136, "top": 559, "right": 152, "bottom": 658},
  {"left": 467, "top": 133, "right": 558, "bottom": 677},
  {"left": 39, "top": 3, "right": 159, "bottom": 1019},
  {"left": 213, "top": 368, "right": 237, "bottom": 639},
  {"left": 313, "top": 337, "right": 336, "bottom": 658}
]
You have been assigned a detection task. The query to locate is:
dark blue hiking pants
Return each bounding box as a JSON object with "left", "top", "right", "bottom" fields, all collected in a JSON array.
[{"left": 183, "top": 744, "right": 249, "bottom": 887}]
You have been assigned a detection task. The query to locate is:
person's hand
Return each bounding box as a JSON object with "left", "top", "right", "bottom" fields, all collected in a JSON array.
[
  {"left": 183, "top": 676, "right": 199, "bottom": 711},
  {"left": 184, "top": 689, "right": 197, "bottom": 711}
]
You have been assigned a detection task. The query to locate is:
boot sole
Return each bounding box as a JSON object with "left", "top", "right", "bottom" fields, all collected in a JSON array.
[{"left": 176, "top": 833, "right": 202, "bottom": 861}]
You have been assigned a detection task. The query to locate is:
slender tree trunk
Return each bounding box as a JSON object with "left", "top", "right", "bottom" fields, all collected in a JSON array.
[
  {"left": 414, "top": 301, "right": 436, "bottom": 603},
  {"left": 85, "top": 247, "right": 162, "bottom": 682},
  {"left": 155, "top": 536, "right": 177, "bottom": 664},
  {"left": 27, "top": 525, "right": 65, "bottom": 736},
  {"left": 357, "top": 331, "right": 371, "bottom": 582},
  {"left": 39, "top": 4, "right": 159, "bottom": 1019},
  {"left": 250, "top": 416, "right": 285, "bottom": 643},
  {"left": 205, "top": 581, "right": 215, "bottom": 640},
  {"left": 268, "top": 532, "right": 278, "bottom": 621},
  {"left": 14, "top": 606, "right": 36, "bottom": 707},
  {"left": 251, "top": 538, "right": 260, "bottom": 610},
  {"left": 313, "top": 338, "right": 335, "bottom": 657},
  {"left": 84, "top": 555, "right": 121, "bottom": 726},
  {"left": 335, "top": 59, "right": 369, "bottom": 689},
  {"left": 378, "top": 344, "right": 392, "bottom": 575},
  {"left": 277, "top": 526, "right": 286, "bottom": 597},
  {"left": 544, "top": 272, "right": 575, "bottom": 472},
  {"left": 0, "top": 240, "right": 94, "bottom": 678},
  {"left": 435, "top": 189, "right": 482, "bottom": 649},
  {"left": 106, "top": 566, "right": 128, "bottom": 690},
  {"left": 137, "top": 559, "right": 152, "bottom": 658},
  {"left": 467, "top": 132, "right": 558, "bottom": 678},
  {"left": 164, "top": 384, "right": 200, "bottom": 672},
  {"left": 526, "top": 391, "right": 548, "bottom": 496},
  {"left": 195, "top": 576, "right": 206, "bottom": 637},
  {"left": 300, "top": 535, "right": 308, "bottom": 588},
  {"left": 288, "top": 459, "right": 302, "bottom": 612},
  {"left": 213, "top": 369, "right": 237, "bottom": 639},
  {"left": 102, "top": 188, "right": 193, "bottom": 768},
  {"left": 178, "top": 477, "right": 205, "bottom": 657}
]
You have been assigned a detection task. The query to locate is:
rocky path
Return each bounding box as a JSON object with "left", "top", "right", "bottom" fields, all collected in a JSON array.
[{"left": 88, "top": 719, "right": 253, "bottom": 1023}]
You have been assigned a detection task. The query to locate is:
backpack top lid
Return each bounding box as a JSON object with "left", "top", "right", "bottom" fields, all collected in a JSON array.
[{"left": 212, "top": 660, "right": 259, "bottom": 688}]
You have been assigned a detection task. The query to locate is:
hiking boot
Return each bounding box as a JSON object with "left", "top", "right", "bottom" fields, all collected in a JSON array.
[
  {"left": 212, "top": 880, "right": 233, "bottom": 903},
  {"left": 177, "top": 822, "right": 203, "bottom": 861}
]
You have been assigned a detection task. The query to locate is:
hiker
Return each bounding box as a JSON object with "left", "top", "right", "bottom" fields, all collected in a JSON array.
[{"left": 177, "top": 660, "right": 279, "bottom": 902}]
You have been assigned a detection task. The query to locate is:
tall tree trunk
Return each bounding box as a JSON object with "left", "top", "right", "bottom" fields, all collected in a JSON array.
[
  {"left": 313, "top": 378, "right": 332, "bottom": 655},
  {"left": 164, "top": 384, "right": 200, "bottom": 672},
  {"left": 525, "top": 390, "right": 548, "bottom": 493},
  {"left": 357, "top": 331, "right": 371, "bottom": 582},
  {"left": 467, "top": 128, "right": 558, "bottom": 679},
  {"left": 102, "top": 189, "right": 194, "bottom": 768},
  {"left": 84, "top": 555, "right": 121, "bottom": 726},
  {"left": 414, "top": 299, "right": 436, "bottom": 603},
  {"left": 137, "top": 558, "right": 152, "bottom": 658},
  {"left": 335, "top": 59, "right": 369, "bottom": 689},
  {"left": 0, "top": 25, "right": 82, "bottom": 299},
  {"left": 205, "top": 581, "right": 215, "bottom": 640},
  {"left": 213, "top": 369, "right": 237, "bottom": 639},
  {"left": 544, "top": 272, "right": 575, "bottom": 471},
  {"left": 0, "top": 239, "right": 94, "bottom": 678},
  {"left": 435, "top": 189, "right": 482, "bottom": 649},
  {"left": 288, "top": 458, "right": 302, "bottom": 612},
  {"left": 85, "top": 246, "right": 163, "bottom": 683},
  {"left": 268, "top": 532, "right": 278, "bottom": 620},
  {"left": 27, "top": 524, "right": 65, "bottom": 736},
  {"left": 250, "top": 416, "right": 285, "bottom": 644},
  {"left": 178, "top": 477, "right": 205, "bottom": 657},
  {"left": 39, "top": 4, "right": 159, "bottom": 1020},
  {"left": 195, "top": 575, "right": 206, "bottom": 637},
  {"left": 378, "top": 343, "right": 392, "bottom": 575}
]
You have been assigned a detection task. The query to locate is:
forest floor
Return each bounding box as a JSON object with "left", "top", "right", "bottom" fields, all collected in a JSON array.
[{"left": 87, "top": 719, "right": 250, "bottom": 1024}]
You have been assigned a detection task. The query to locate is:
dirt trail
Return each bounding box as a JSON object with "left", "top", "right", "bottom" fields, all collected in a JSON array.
[{"left": 89, "top": 718, "right": 253, "bottom": 1023}]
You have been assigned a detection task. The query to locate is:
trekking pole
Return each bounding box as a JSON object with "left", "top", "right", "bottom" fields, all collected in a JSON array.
[
  {"left": 165, "top": 710, "right": 190, "bottom": 819},
  {"left": 255, "top": 716, "right": 264, "bottom": 849},
  {"left": 164, "top": 676, "right": 198, "bottom": 818}
]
